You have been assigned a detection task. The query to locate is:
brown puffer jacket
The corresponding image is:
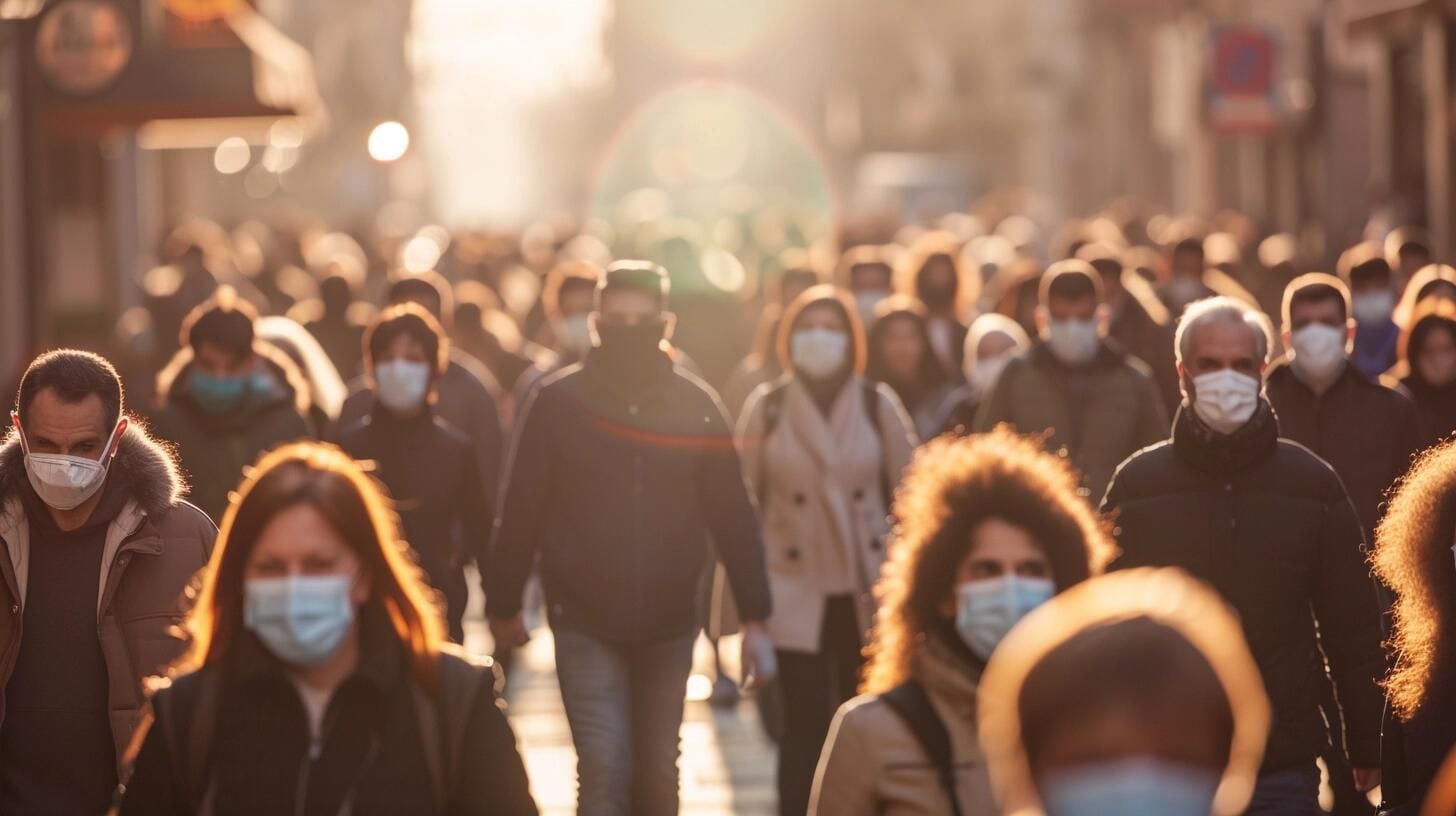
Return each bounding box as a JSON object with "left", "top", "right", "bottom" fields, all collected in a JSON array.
[{"left": 0, "top": 423, "right": 215, "bottom": 772}]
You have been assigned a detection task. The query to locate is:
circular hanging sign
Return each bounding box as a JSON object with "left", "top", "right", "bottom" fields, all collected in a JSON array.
[
  {"left": 34, "top": 0, "right": 134, "bottom": 95},
  {"left": 164, "top": 0, "right": 241, "bottom": 23}
]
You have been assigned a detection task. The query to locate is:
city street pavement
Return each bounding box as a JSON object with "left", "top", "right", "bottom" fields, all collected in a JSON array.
[{"left": 464, "top": 578, "right": 778, "bottom": 815}]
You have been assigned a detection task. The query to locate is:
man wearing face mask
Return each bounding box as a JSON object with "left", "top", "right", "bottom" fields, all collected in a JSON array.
[
  {"left": 0, "top": 350, "right": 214, "bottom": 813},
  {"left": 974, "top": 260, "right": 1168, "bottom": 500},
  {"left": 337, "top": 305, "right": 492, "bottom": 643},
  {"left": 1101, "top": 296, "right": 1385, "bottom": 814},
  {"left": 152, "top": 288, "right": 314, "bottom": 520},
  {"left": 488, "top": 262, "right": 774, "bottom": 816},
  {"left": 1338, "top": 244, "right": 1404, "bottom": 379},
  {"left": 1266, "top": 274, "right": 1423, "bottom": 550},
  {"left": 838, "top": 245, "right": 896, "bottom": 330}
]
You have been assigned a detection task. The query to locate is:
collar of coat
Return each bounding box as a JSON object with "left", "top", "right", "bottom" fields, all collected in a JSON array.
[
  {"left": 1171, "top": 398, "right": 1280, "bottom": 475},
  {"left": 1265, "top": 356, "right": 1371, "bottom": 397},
  {"left": 0, "top": 418, "right": 186, "bottom": 517},
  {"left": 1028, "top": 338, "right": 1129, "bottom": 371}
]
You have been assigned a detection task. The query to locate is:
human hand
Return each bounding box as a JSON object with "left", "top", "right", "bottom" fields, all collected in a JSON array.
[
  {"left": 489, "top": 615, "right": 530, "bottom": 649},
  {"left": 739, "top": 622, "right": 778, "bottom": 690}
]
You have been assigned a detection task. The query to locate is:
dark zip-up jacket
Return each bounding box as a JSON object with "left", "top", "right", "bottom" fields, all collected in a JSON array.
[
  {"left": 486, "top": 351, "right": 771, "bottom": 644},
  {"left": 1101, "top": 402, "right": 1385, "bottom": 772}
]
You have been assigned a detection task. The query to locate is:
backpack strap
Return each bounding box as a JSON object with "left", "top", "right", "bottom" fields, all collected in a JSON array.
[{"left": 880, "top": 680, "right": 964, "bottom": 816}]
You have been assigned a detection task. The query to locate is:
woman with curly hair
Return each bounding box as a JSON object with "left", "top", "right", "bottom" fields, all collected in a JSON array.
[
  {"left": 1371, "top": 438, "right": 1456, "bottom": 814},
  {"left": 807, "top": 428, "right": 1111, "bottom": 816}
]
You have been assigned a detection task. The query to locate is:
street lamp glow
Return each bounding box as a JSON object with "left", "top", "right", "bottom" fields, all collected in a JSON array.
[
  {"left": 368, "top": 121, "right": 410, "bottom": 163},
  {"left": 213, "top": 137, "right": 251, "bottom": 175}
]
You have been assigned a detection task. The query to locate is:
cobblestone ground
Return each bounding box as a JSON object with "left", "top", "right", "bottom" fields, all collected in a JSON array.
[{"left": 464, "top": 576, "right": 778, "bottom": 815}]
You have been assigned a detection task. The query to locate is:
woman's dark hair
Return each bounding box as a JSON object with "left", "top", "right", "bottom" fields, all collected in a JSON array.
[
  {"left": 364, "top": 303, "right": 448, "bottom": 381},
  {"left": 387, "top": 272, "right": 453, "bottom": 324},
  {"left": 866, "top": 295, "right": 947, "bottom": 390},
  {"left": 16, "top": 349, "right": 125, "bottom": 430},
  {"left": 1018, "top": 617, "right": 1235, "bottom": 771},
  {"left": 1400, "top": 299, "right": 1456, "bottom": 380},
  {"left": 776, "top": 284, "right": 867, "bottom": 377},
  {"left": 182, "top": 442, "right": 445, "bottom": 688},
  {"left": 861, "top": 428, "right": 1112, "bottom": 693},
  {"left": 181, "top": 286, "right": 257, "bottom": 362},
  {"left": 1373, "top": 438, "right": 1456, "bottom": 721}
]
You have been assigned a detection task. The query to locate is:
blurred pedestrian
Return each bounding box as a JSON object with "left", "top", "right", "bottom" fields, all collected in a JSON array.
[
  {"left": 1253, "top": 233, "right": 1300, "bottom": 326},
  {"left": 304, "top": 260, "right": 369, "bottom": 382},
  {"left": 898, "top": 232, "right": 975, "bottom": 379},
  {"left": 1338, "top": 243, "right": 1403, "bottom": 380},
  {"left": 978, "top": 568, "right": 1270, "bottom": 816},
  {"left": 1371, "top": 439, "right": 1456, "bottom": 814},
  {"left": 838, "top": 245, "right": 896, "bottom": 329},
  {"left": 1394, "top": 264, "right": 1456, "bottom": 329},
  {"left": 809, "top": 429, "right": 1111, "bottom": 816},
  {"left": 152, "top": 288, "right": 314, "bottom": 521},
  {"left": 1158, "top": 236, "right": 1218, "bottom": 318},
  {"left": 536, "top": 260, "right": 603, "bottom": 368},
  {"left": 941, "top": 313, "right": 1030, "bottom": 434},
  {"left": 333, "top": 274, "right": 503, "bottom": 513},
  {"left": 736, "top": 285, "right": 917, "bottom": 816},
  {"left": 974, "top": 260, "right": 1167, "bottom": 501},
  {"left": 1078, "top": 242, "right": 1180, "bottom": 413},
  {"left": 0, "top": 350, "right": 214, "bottom": 813},
  {"left": 1387, "top": 227, "right": 1432, "bottom": 295},
  {"left": 258, "top": 315, "right": 349, "bottom": 432},
  {"left": 488, "top": 262, "right": 775, "bottom": 816},
  {"left": 723, "top": 259, "right": 825, "bottom": 419},
  {"left": 1101, "top": 296, "right": 1384, "bottom": 814},
  {"left": 866, "top": 296, "right": 957, "bottom": 441},
  {"left": 338, "top": 305, "right": 492, "bottom": 644},
  {"left": 1396, "top": 300, "right": 1456, "bottom": 446},
  {"left": 120, "top": 443, "right": 536, "bottom": 815}
]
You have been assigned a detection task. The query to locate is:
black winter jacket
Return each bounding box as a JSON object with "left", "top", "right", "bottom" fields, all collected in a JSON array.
[
  {"left": 1101, "top": 402, "right": 1385, "bottom": 772},
  {"left": 487, "top": 351, "right": 771, "bottom": 644},
  {"left": 120, "top": 607, "right": 536, "bottom": 816}
]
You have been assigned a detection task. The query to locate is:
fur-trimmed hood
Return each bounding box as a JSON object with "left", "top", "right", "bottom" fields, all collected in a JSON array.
[{"left": 0, "top": 419, "right": 187, "bottom": 517}]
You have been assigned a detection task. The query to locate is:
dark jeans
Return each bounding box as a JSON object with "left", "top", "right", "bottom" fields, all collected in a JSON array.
[
  {"left": 554, "top": 626, "right": 697, "bottom": 816},
  {"left": 776, "top": 595, "right": 864, "bottom": 816},
  {"left": 1246, "top": 764, "right": 1323, "bottom": 815}
]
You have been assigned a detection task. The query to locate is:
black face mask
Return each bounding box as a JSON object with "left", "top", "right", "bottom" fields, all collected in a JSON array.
[{"left": 594, "top": 319, "right": 667, "bottom": 363}]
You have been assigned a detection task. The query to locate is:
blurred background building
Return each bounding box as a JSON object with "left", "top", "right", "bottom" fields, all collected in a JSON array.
[{"left": 0, "top": 0, "right": 1452, "bottom": 375}]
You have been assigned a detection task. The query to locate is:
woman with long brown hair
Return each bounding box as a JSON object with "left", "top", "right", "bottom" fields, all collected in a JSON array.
[
  {"left": 1371, "top": 438, "right": 1456, "bottom": 815},
  {"left": 809, "top": 429, "right": 1109, "bottom": 816},
  {"left": 120, "top": 442, "right": 536, "bottom": 815}
]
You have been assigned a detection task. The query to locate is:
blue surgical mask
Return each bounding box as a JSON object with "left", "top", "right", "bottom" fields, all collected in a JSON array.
[
  {"left": 189, "top": 370, "right": 249, "bottom": 415},
  {"left": 1040, "top": 757, "right": 1221, "bottom": 816},
  {"left": 244, "top": 575, "right": 356, "bottom": 667},
  {"left": 955, "top": 574, "right": 1055, "bottom": 660}
]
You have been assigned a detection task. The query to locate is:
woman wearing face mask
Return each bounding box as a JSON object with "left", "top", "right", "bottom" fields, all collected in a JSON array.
[
  {"left": 977, "top": 568, "right": 1270, "bottom": 816},
  {"left": 1396, "top": 299, "right": 1456, "bottom": 446},
  {"left": 336, "top": 304, "right": 493, "bottom": 643},
  {"left": 897, "top": 233, "right": 978, "bottom": 380},
  {"left": 737, "top": 285, "right": 918, "bottom": 816},
  {"left": 120, "top": 442, "right": 537, "bottom": 815},
  {"left": 942, "top": 314, "right": 1032, "bottom": 435},
  {"left": 809, "top": 429, "right": 1110, "bottom": 816},
  {"left": 866, "top": 297, "right": 958, "bottom": 442}
]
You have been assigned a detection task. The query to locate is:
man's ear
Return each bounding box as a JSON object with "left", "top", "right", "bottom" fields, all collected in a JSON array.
[
  {"left": 662, "top": 312, "right": 678, "bottom": 341},
  {"left": 109, "top": 417, "right": 129, "bottom": 459},
  {"left": 1033, "top": 306, "right": 1049, "bottom": 336}
]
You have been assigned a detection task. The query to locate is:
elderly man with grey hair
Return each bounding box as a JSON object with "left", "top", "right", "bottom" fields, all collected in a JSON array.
[{"left": 1099, "top": 296, "right": 1384, "bottom": 815}]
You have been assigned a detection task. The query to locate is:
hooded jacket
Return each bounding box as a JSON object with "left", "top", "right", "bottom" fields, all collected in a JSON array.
[
  {"left": 151, "top": 348, "right": 313, "bottom": 521},
  {"left": 1101, "top": 402, "right": 1384, "bottom": 772},
  {"left": 0, "top": 423, "right": 215, "bottom": 771},
  {"left": 973, "top": 342, "right": 1169, "bottom": 501}
]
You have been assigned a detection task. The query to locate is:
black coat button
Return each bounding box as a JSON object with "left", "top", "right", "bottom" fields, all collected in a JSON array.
[
  {"left": 853, "top": 489, "right": 865, "bottom": 501},
  {"left": 793, "top": 493, "right": 807, "bottom": 506},
  {"left": 786, "top": 548, "right": 801, "bottom": 561},
  {"left": 869, "top": 539, "right": 883, "bottom": 552}
]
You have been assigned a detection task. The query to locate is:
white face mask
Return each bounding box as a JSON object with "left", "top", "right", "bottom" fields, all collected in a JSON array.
[
  {"left": 17, "top": 419, "right": 123, "bottom": 511},
  {"left": 1189, "top": 369, "right": 1261, "bottom": 434},
  {"left": 1044, "top": 317, "right": 1101, "bottom": 366},
  {"left": 1041, "top": 758, "right": 1221, "bottom": 816},
  {"left": 955, "top": 574, "right": 1055, "bottom": 660},
  {"left": 791, "top": 328, "right": 850, "bottom": 381},
  {"left": 1351, "top": 290, "right": 1396, "bottom": 326},
  {"left": 1290, "top": 323, "right": 1348, "bottom": 384},
  {"left": 854, "top": 290, "right": 889, "bottom": 328},
  {"left": 561, "top": 314, "right": 592, "bottom": 353},
  {"left": 969, "top": 351, "right": 1015, "bottom": 396},
  {"left": 373, "top": 359, "right": 431, "bottom": 414}
]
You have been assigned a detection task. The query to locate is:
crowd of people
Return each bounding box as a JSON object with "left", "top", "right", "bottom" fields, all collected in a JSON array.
[{"left": 4, "top": 202, "right": 1456, "bottom": 815}]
